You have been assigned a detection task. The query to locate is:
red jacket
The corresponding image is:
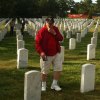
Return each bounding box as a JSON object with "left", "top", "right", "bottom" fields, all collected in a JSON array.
[{"left": 35, "top": 26, "right": 63, "bottom": 56}]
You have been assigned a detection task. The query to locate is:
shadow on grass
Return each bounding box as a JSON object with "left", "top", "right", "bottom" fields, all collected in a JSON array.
[
  {"left": 26, "top": 66, "right": 41, "bottom": 71},
  {"left": 63, "top": 62, "right": 85, "bottom": 66},
  {"left": 64, "top": 56, "right": 86, "bottom": 61}
]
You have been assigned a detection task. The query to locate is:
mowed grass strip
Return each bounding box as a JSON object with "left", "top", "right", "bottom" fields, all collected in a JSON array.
[{"left": 0, "top": 25, "right": 100, "bottom": 100}]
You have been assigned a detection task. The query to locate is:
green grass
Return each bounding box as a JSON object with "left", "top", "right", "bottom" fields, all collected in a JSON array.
[{"left": 0, "top": 26, "right": 100, "bottom": 100}]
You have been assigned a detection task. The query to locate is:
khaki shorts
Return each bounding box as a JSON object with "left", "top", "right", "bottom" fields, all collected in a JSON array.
[{"left": 40, "top": 53, "right": 62, "bottom": 74}]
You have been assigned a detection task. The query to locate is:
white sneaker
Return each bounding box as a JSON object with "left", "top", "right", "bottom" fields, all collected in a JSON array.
[
  {"left": 51, "top": 84, "right": 62, "bottom": 91},
  {"left": 41, "top": 82, "right": 46, "bottom": 91},
  {"left": 41, "top": 85, "right": 46, "bottom": 91}
]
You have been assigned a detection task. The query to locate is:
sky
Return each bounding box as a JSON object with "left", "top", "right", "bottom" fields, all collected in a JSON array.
[{"left": 74, "top": 0, "right": 96, "bottom": 3}]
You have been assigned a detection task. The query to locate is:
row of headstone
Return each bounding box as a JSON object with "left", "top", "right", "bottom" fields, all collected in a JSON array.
[
  {"left": 67, "top": 19, "right": 95, "bottom": 50},
  {"left": 5, "top": 19, "right": 12, "bottom": 31},
  {"left": 91, "top": 22, "right": 98, "bottom": 49},
  {"left": 16, "top": 24, "right": 28, "bottom": 69},
  {"left": 26, "top": 18, "right": 92, "bottom": 39},
  {"left": 87, "top": 19, "right": 95, "bottom": 29},
  {"left": 0, "top": 19, "right": 7, "bottom": 26},
  {"left": 27, "top": 20, "right": 41, "bottom": 37},
  {"left": 27, "top": 18, "right": 100, "bottom": 62},
  {"left": 23, "top": 19, "right": 97, "bottom": 100},
  {"left": 0, "top": 19, "right": 9, "bottom": 41},
  {"left": 87, "top": 19, "right": 99, "bottom": 60},
  {"left": 0, "top": 28, "right": 8, "bottom": 41},
  {"left": 24, "top": 63, "right": 95, "bottom": 100},
  {"left": 69, "top": 19, "right": 99, "bottom": 60},
  {"left": 27, "top": 18, "right": 98, "bottom": 61},
  {"left": 22, "top": 19, "right": 41, "bottom": 100},
  {"left": 26, "top": 18, "right": 99, "bottom": 62},
  {"left": 28, "top": 19, "right": 94, "bottom": 52}
]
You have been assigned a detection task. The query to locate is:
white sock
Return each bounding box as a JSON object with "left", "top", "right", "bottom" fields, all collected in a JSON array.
[
  {"left": 52, "top": 79, "right": 58, "bottom": 85},
  {"left": 42, "top": 82, "right": 46, "bottom": 87}
]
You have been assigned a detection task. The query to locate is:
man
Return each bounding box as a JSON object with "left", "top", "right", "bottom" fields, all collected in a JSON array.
[
  {"left": 21, "top": 18, "right": 26, "bottom": 35},
  {"left": 10, "top": 18, "right": 15, "bottom": 35},
  {"left": 35, "top": 17, "right": 63, "bottom": 91}
]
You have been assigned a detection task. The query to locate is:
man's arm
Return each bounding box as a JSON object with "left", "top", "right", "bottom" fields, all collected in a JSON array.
[
  {"left": 35, "top": 30, "right": 46, "bottom": 59},
  {"left": 35, "top": 31, "right": 44, "bottom": 54},
  {"left": 53, "top": 27, "right": 63, "bottom": 41}
]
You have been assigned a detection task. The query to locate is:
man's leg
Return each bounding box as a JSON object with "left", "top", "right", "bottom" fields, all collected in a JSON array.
[
  {"left": 51, "top": 71, "right": 62, "bottom": 91},
  {"left": 41, "top": 73, "right": 47, "bottom": 81},
  {"left": 53, "top": 71, "right": 61, "bottom": 80},
  {"left": 41, "top": 73, "right": 47, "bottom": 91},
  {"left": 51, "top": 53, "right": 62, "bottom": 91},
  {"left": 40, "top": 56, "right": 51, "bottom": 91}
]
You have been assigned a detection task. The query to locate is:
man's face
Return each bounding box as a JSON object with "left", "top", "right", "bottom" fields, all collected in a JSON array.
[{"left": 46, "top": 21, "right": 53, "bottom": 28}]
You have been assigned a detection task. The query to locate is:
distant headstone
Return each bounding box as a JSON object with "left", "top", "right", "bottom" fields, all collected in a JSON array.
[
  {"left": 17, "top": 48, "right": 28, "bottom": 69},
  {"left": 91, "top": 37, "right": 97, "bottom": 47},
  {"left": 60, "top": 46, "right": 64, "bottom": 62},
  {"left": 0, "top": 31, "right": 2, "bottom": 41},
  {"left": 72, "top": 29, "right": 75, "bottom": 35},
  {"left": 94, "top": 28, "right": 98, "bottom": 34},
  {"left": 93, "top": 32, "right": 98, "bottom": 38},
  {"left": 87, "top": 44, "right": 95, "bottom": 60},
  {"left": 76, "top": 33, "right": 81, "bottom": 42},
  {"left": 66, "top": 30, "right": 71, "bottom": 39},
  {"left": 17, "top": 40, "right": 25, "bottom": 54},
  {"left": 17, "top": 34, "right": 23, "bottom": 40},
  {"left": 16, "top": 30, "right": 21, "bottom": 36},
  {"left": 69, "top": 38, "right": 76, "bottom": 50}
]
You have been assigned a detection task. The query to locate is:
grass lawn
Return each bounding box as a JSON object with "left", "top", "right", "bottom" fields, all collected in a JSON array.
[{"left": 0, "top": 25, "right": 100, "bottom": 100}]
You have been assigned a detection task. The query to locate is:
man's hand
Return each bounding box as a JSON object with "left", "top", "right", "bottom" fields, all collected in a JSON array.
[
  {"left": 40, "top": 52, "right": 47, "bottom": 61},
  {"left": 41, "top": 52, "right": 46, "bottom": 58},
  {"left": 48, "top": 28, "right": 56, "bottom": 35}
]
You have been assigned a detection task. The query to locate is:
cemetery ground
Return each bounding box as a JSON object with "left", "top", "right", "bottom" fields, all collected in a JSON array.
[{"left": 0, "top": 27, "right": 100, "bottom": 100}]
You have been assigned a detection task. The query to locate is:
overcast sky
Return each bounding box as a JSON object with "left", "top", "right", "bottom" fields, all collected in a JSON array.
[{"left": 74, "top": 0, "right": 96, "bottom": 3}]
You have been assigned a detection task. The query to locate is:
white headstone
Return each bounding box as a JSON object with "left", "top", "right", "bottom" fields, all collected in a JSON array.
[
  {"left": 87, "top": 44, "right": 95, "bottom": 60},
  {"left": 81, "top": 29, "right": 86, "bottom": 38},
  {"left": 0, "top": 32, "right": 2, "bottom": 41},
  {"left": 17, "top": 34, "right": 23, "bottom": 40},
  {"left": 69, "top": 38, "right": 76, "bottom": 50},
  {"left": 93, "top": 32, "right": 98, "bottom": 38},
  {"left": 17, "top": 40, "right": 25, "bottom": 54},
  {"left": 91, "top": 37, "right": 97, "bottom": 47},
  {"left": 80, "top": 64, "right": 95, "bottom": 93},
  {"left": 24, "top": 70, "right": 41, "bottom": 100},
  {"left": 17, "top": 48, "right": 28, "bottom": 69},
  {"left": 66, "top": 31, "right": 71, "bottom": 39},
  {"left": 76, "top": 33, "right": 81, "bottom": 42},
  {"left": 94, "top": 28, "right": 98, "bottom": 34},
  {"left": 72, "top": 29, "right": 75, "bottom": 35},
  {"left": 16, "top": 30, "right": 21, "bottom": 36},
  {"left": 15, "top": 23, "right": 22, "bottom": 30},
  {"left": 60, "top": 46, "right": 64, "bottom": 62}
]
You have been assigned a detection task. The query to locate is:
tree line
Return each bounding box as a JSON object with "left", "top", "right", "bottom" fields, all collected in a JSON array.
[{"left": 0, "top": 0, "right": 100, "bottom": 18}]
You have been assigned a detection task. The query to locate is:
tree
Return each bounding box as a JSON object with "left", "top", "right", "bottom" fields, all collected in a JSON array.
[
  {"left": 0, "top": 0, "right": 16, "bottom": 17},
  {"left": 96, "top": 0, "right": 100, "bottom": 13},
  {"left": 38, "top": 0, "right": 59, "bottom": 17},
  {"left": 56, "top": 0, "right": 70, "bottom": 17},
  {"left": 15, "top": 0, "right": 39, "bottom": 17},
  {"left": 38, "top": 0, "right": 48, "bottom": 16},
  {"left": 47, "top": 0, "right": 59, "bottom": 17},
  {"left": 80, "top": 0, "right": 93, "bottom": 18}
]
